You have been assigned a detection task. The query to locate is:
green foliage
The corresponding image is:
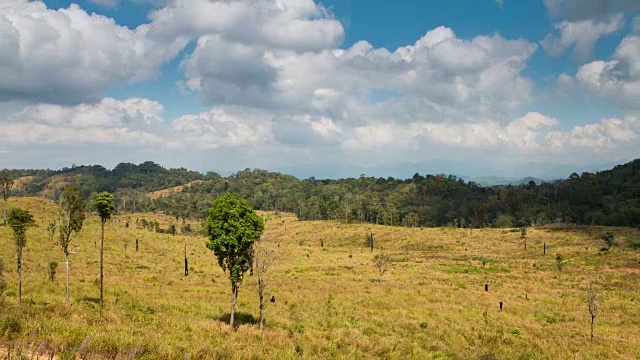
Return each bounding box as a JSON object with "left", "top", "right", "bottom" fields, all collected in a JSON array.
[
  {"left": 8, "top": 208, "right": 35, "bottom": 248},
  {"left": 0, "top": 259, "right": 5, "bottom": 298},
  {"left": 520, "top": 227, "right": 527, "bottom": 239},
  {"left": 511, "top": 328, "right": 521, "bottom": 337},
  {"left": 494, "top": 215, "right": 514, "bottom": 228},
  {"left": 205, "top": 193, "right": 264, "bottom": 286},
  {"left": 48, "top": 261, "right": 58, "bottom": 282},
  {"left": 91, "top": 192, "right": 115, "bottom": 224},
  {"left": 7, "top": 159, "right": 640, "bottom": 230},
  {"left": 168, "top": 224, "right": 177, "bottom": 236},
  {"left": 0, "top": 169, "right": 13, "bottom": 225},
  {"left": 181, "top": 222, "right": 192, "bottom": 234},
  {"left": 601, "top": 232, "right": 615, "bottom": 250},
  {"left": 59, "top": 186, "right": 86, "bottom": 255}
]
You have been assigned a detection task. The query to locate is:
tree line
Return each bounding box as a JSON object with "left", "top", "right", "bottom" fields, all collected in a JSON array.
[
  {"left": 152, "top": 160, "right": 640, "bottom": 228},
  {"left": 3, "top": 159, "right": 640, "bottom": 228}
]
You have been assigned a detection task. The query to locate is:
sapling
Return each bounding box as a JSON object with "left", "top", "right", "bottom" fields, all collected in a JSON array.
[
  {"left": 373, "top": 253, "right": 390, "bottom": 281},
  {"left": 588, "top": 283, "right": 598, "bottom": 340}
]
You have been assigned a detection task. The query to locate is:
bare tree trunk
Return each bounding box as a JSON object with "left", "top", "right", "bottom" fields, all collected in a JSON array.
[
  {"left": 258, "top": 278, "right": 264, "bottom": 331},
  {"left": 230, "top": 283, "right": 237, "bottom": 330},
  {"left": 591, "top": 316, "right": 595, "bottom": 340},
  {"left": 17, "top": 247, "right": 22, "bottom": 303},
  {"left": 65, "top": 253, "right": 70, "bottom": 304},
  {"left": 184, "top": 244, "right": 188, "bottom": 277},
  {"left": 2, "top": 197, "right": 6, "bottom": 225},
  {"left": 100, "top": 220, "right": 104, "bottom": 306}
]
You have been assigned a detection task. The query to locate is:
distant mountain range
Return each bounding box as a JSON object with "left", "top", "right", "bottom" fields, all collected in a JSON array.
[{"left": 270, "top": 160, "right": 625, "bottom": 185}]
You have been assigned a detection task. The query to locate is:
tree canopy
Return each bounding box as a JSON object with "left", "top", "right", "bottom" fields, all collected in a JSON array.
[
  {"left": 91, "top": 192, "right": 115, "bottom": 223},
  {"left": 206, "top": 193, "right": 264, "bottom": 285},
  {"left": 8, "top": 208, "right": 35, "bottom": 248}
]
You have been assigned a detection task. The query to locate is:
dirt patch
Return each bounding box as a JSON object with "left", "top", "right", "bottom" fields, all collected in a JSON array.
[
  {"left": 147, "top": 180, "right": 204, "bottom": 199},
  {"left": 12, "top": 176, "right": 33, "bottom": 190}
]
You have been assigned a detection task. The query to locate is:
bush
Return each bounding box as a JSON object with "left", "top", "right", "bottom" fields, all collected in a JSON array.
[
  {"left": 555, "top": 254, "right": 564, "bottom": 272},
  {"left": 48, "top": 261, "right": 58, "bottom": 282},
  {"left": 494, "top": 215, "right": 515, "bottom": 228},
  {"left": 601, "top": 232, "right": 615, "bottom": 250}
]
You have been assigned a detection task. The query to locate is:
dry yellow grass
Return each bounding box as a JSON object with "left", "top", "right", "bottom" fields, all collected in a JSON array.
[
  {"left": 12, "top": 176, "right": 33, "bottom": 191},
  {"left": 147, "top": 180, "right": 204, "bottom": 199},
  {"left": 0, "top": 197, "right": 639, "bottom": 359}
]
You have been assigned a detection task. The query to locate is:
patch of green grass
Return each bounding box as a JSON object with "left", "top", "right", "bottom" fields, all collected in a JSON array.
[{"left": 443, "top": 263, "right": 510, "bottom": 274}]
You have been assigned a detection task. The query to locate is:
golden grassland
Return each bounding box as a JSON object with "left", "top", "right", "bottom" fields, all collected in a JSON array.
[
  {"left": 147, "top": 181, "right": 204, "bottom": 200},
  {"left": 0, "top": 197, "right": 639, "bottom": 359}
]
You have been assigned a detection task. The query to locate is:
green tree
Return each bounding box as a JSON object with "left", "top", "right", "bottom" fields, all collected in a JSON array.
[
  {"left": 206, "top": 194, "right": 264, "bottom": 329},
  {"left": 7, "top": 208, "right": 35, "bottom": 303},
  {"left": 1, "top": 169, "right": 14, "bottom": 225},
  {"left": 0, "top": 259, "right": 6, "bottom": 299},
  {"left": 91, "top": 192, "right": 115, "bottom": 306},
  {"left": 59, "top": 186, "right": 86, "bottom": 304}
]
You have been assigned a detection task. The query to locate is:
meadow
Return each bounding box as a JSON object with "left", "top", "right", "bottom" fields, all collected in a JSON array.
[{"left": 1, "top": 197, "right": 639, "bottom": 359}]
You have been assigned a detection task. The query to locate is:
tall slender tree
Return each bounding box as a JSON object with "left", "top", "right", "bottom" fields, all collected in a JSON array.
[
  {"left": 0, "top": 169, "right": 14, "bottom": 225},
  {"left": 253, "top": 237, "right": 278, "bottom": 331},
  {"left": 206, "top": 193, "right": 264, "bottom": 329},
  {"left": 91, "top": 192, "right": 115, "bottom": 306},
  {"left": 7, "top": 208, "right": 35, "bottom": 303},
  {"left": 59, "top": 186, "right": 86, "bottom": 304}
]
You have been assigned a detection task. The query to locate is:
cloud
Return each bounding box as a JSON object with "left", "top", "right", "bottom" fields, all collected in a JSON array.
[
  {"left": 0, "top": 0, "right": 187, "bottom": 104},
  {"left": 0, "top": 97, "right": 637, "bottom": 173},
  {"left": 0, "top": 98, "right": 165, "bottom": 146},
  {"left": 188, "top": 26, "right": 536, "bottom": 123},
  {"left": 146, "top": 0, "right": 344, "bottom": 52},
  {"left": 547, "top": 116, "right": 638, "bottom": 149},
  {"left": 541, "top": 14, "right": 624, "bottom": 61},
  {"left": 343, "top": 112, "right": 559, "bottom": 151},
  {"left": 343, "top": 112, "right": 639, "bottom": 153},
  {"left": 566, "top": 34, "right": 640, "bottom": 108},
  {"left": 544, "top": 0, "right": 640, "bottom": 21},
  {"left": 169, "top": 107, "right": 273, "bottom": 149}
]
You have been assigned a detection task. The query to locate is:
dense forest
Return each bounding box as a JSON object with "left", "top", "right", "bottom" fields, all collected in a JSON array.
[{"left": 4, "top": 159, "right": 640, "bottom": 228}]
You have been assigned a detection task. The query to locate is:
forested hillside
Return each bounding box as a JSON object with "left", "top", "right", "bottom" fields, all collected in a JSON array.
[{"left": 4, "top": 159, "right": 640, "bottom": 228}]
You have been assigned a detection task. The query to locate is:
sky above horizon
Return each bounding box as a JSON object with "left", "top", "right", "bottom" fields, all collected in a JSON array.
[{"left": 1, "top": 0, "right": 639, "bottom": 178}]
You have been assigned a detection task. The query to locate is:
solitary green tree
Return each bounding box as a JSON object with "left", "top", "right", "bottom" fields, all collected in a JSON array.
[
  {"left": 91, "top": 192, "right": 115, "bottom": 306},
  {"left": 0, "top": 169, "right": 14, "bottom": 225},
  {"left": 8, "top": 208, "right": 35, "bottom": 303},
  {"left": 59, "top": 186, "right": 86, "bottom": 304},
  {"left": 206, "top": 194, "right": 264, "bottom": 329}
]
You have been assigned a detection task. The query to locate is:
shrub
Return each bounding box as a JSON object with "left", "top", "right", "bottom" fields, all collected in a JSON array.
[
  {"left": 555, "top": 254, "right": 565, "bottom": 272},
  {"left": 494, "top": 215, "right": 515, "bottom": 228},
  {"left": 373, "top": 254, "right": 390, "bottom": 280},
  {"left": 601, "top": 232, "right": 615, "bottom": 250},
  {"left": 48, "top": 261, "right": 58, "bottom": 282}
]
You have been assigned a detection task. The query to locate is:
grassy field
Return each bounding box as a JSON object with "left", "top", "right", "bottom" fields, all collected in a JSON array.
[{"left": 1, "top": 197, "right": 639, "bottom": 359}]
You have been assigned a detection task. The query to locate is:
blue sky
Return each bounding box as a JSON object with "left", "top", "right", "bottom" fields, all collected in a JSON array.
[{"left": 1, "top": 0, "right": 639, "bottom": 178}]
